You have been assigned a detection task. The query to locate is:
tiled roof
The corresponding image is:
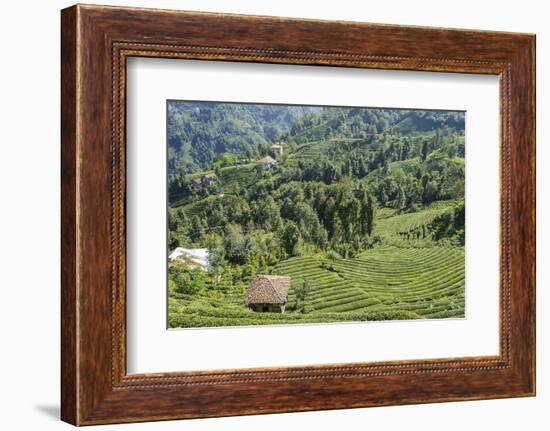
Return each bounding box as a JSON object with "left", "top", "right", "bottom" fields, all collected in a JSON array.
[{"left": 257, "top": 156, "right": 276, "bottom": 164}]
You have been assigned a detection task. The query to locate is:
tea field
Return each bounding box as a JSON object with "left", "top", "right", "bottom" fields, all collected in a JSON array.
[{"left": 168, "top": 201, "right": 465, "bottom": 328}]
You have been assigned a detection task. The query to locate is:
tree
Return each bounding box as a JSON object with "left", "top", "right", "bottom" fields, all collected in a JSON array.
[
  {"left": 320, "top": 196, "right": 337, "bottom": 237},
  {"left": 453, "top": 201, "right": 465, "bottom": 231},
  {"left": 280, "top": 220, "right": 300, "bottom": 256},
  {"left": 295, "top": 278, "right": 312, "bottom": 314},
  {"left": 428, "top": 201, "right": 465, "bottom": 245},
  {"left": 207, "top": 203, "right": 227, "bottom": 229},
  {"left": 223, "top": 224, "right": 250, "bottom": 264},
  {"left": 376, "top": 117, "right": 389, "bottom": 133},
  {"left": 395, "top": 185, "right": 406, "bottom": 210},
  {"left": 401, "top": 139, "right": 411, "bottom": 160},
  {"left": 421, "top": 175, "right": 439, "bottom": 205},
  {"left": 338, "top": 192, "right": 360, "bottom": 242},
  {"left": 372, "top": 147, "right": 386, "bottom": 170},
  {"left": 169, "top": 264, "right": 206, "bottom": 295},
  {"left": 359, "top": 192, "right": 375, "bottom": 236},
  {"left": 421, "top": 140, "right": 429, "bottom": 161},
  {"left": 188, "top": 215, "right": 205, "bottom": 243},
  {"left": 294, "top": 202, "right": 326, "bottom": 248},
  {"left": 208, "top": 244, "right": 225, "bottom": 283},
  {"left": 168, "top": 231, "right": 180, "bottom": 250},
  {"left": 252, "top": 196, "right": 282, "bottom": 231},
  {"left": 254, "top": 163, "right": 265, "bottom": 177}
]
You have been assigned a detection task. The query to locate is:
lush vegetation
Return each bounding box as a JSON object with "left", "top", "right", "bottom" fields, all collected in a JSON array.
[
  {"left": 168, "top": 102, "right": 318, "bottom": 174},
  {"left": 167, "top": 101, "right": 465, "bottom": 328}
]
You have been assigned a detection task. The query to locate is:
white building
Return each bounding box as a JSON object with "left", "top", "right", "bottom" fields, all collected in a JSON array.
[
  {"left": 270, "top": 143, "right": 283, "bottom": 155},
  {"left": 168, "top": 247, "right": 210, "bottom": 271}
]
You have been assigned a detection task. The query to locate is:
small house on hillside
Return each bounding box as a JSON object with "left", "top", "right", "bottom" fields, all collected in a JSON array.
[
  {"left": 191, "top": 172, "right": 217, "bottom": 189},
  {"left": 246, "top": 275, "right": 291, "bottom": 313},
  {"left": 257, "top": 155, "right": 277, "bottom": 169},
  {"left": 168, "top": 247, "right": 210, "bottom": 271},
  {"left": 270, "top": 143, "right": 283, "bottom": 155}
]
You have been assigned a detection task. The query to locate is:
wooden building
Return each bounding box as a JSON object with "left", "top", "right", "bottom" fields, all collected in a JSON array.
[{"left": 246, "top": 275, "right": 291, "bottom": 313}]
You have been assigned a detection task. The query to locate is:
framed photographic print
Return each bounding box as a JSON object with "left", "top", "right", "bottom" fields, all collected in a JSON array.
[{"left": 61, "top": 4, "right": 536, "bottom": 425}]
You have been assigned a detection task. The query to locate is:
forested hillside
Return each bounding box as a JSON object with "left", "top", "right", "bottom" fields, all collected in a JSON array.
[
  {"left": 167, "top": 102, "right": 466, "bottom": 328},
  {"left": 168, "top": 101, "right": 317, "bottom": 174}
]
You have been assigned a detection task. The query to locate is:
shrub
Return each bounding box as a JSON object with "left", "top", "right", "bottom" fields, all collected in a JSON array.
[
  {"left": 168, "top": 263, "right": 207, "bottom": 296},
  {"left": 325, "top": 249, "right": 342, "bottom": 261}
]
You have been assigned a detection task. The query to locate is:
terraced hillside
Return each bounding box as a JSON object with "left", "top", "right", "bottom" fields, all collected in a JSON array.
[
  {"left": 167, "top": 102, "right": 466, "bottom": 329},
  {"left": 168, "top": 177, "right": 464, "bottom": 328},
  {"left": 168, "top": 244, "right": 465, "bottom": 328},
  {"left": 181, "top": 194, "right": 245, "bottom": 218},
  {"left": 278, "top": 246, "right": 464, "bottom": 318},
  {"left": 290, "top": 138, "right": 366, "bottom": 161},
  {"left": 216, "top": 163, "right": 258, "bottom": 191},
  {"left": 374, "top": 200, "right": 459, "bottom": 247}
]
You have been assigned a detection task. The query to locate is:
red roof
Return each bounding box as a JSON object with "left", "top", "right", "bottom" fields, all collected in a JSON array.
[{"left": 258, "top": 156, "right": 276, "bottom": 164}]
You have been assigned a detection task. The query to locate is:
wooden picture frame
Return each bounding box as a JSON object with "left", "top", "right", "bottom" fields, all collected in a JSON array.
[{"left": 61, "top": 4, "right": 535, "bottom": 425}]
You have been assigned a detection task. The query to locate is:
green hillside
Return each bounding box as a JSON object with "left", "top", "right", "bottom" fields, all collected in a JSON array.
[
  {"left": 167, "top": 102, "right": 465, "bottom": 328},
  {"left": 168, "top": 101, "right": 317, "bottom": 174},
  {"left": 169, "top": 247, "right": 464, "bottom": 328}
]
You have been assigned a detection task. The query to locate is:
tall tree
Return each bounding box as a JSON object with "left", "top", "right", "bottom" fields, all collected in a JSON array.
[
  {"left": 338, "top": 193, "right": 361, "bottom": 242},
  {"left": 295, "top": 278, "right": 312, "bottom": 314},
  {"left": 359, "top": 192, "right": 375, "bottom": 236},
  {"left": 421, "top": 140, "right": 429, "bottom": 161},
  {"left": 280, "top": 220, "right": 300, "bottom": 256},
  {"left": 188, "top": 215, "right": 205, "bottom": 243},
  {"left": 223, "top": 224, "right": 249, "bottom": 264},
  {"left": 396, "top": 185, "right": 406, "bottom": 210}
]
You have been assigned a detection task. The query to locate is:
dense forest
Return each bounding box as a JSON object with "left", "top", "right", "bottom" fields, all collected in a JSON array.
[
  {"left": 167, "top": 101, "right": 466, "bottom": 328},
  {"left": 167, "top": 102, "right": 318, "bottom": 174}
]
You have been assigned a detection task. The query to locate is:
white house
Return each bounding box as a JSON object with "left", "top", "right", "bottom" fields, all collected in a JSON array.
[
  {"left": 168, "top": 247, "right": 210, "bottom": 271},
  {"left": 270, "top": 143, "right": 283, "bottom": 155}
]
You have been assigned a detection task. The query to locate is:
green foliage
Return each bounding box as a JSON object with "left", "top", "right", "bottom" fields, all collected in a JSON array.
[
  {"left": 223, "top": 224, "right": 250, "bottom": 264},
  {"left": 212, "top": 153, "right": 240, "bottom": 170},
  {"left": 188, "top": 215, "right": 205, "bottom": 243},
  {"left": 168, "top": 262, "right": 207, "bottom": 295},
  {"left": 429, "top": 200, "right": 465, "bottom": 245},
  {"left": 294, "top": 278, "right": 312, "bottom": 314},
  {"left": 168, "top": 244, "right": 465, "bottom": 328},
  {"left": 167, "top": 101, "right": 315, "bottom": 174},
  {"left": 280, "top": 220, "right": 300, "bottom": 256},
  {"left": 325, "top": 249, "right": 342, "bottom": 261},
  {"left": 166, "top": 102, "right": 466, "bottom": 328},
  {"left": 373, "top": 200, "right": 459, "bottom": 247}
]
